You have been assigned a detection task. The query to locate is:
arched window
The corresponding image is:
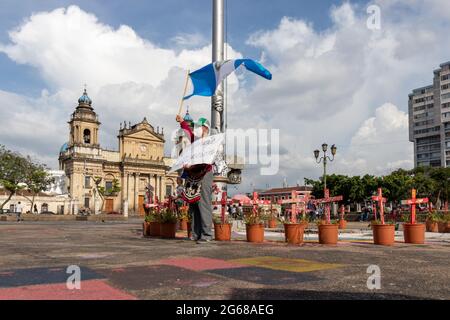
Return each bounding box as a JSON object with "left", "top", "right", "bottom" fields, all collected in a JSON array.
[
  {"left": 41, "top": 203, "right": 48, "bottom": 213},
  {"left": 83, "top": 129, "right": 91, "bottom": 144}
]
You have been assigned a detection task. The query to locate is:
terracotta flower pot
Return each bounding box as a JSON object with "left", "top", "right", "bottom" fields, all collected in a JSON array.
[
  {"left": 318, "top": 224, "right": 339, "bottom": 245},
  {"left": 214, "top": 223, "right": 232, "bottom": 241},
  {"left": 143, "top": 222, "right": 150, "bottom": 236},
  {"left": 372, "top": 224, "right": 395, "bottom": 246},
  {"left": 268, "top": 219, "right": 278, "bottom": 229},
  {"left": 149, "top": 221, "right": 161, "bottom": 237},
  {"left": 437, "top": 221, "right": 450, "bottom": 233},
  {"left": 338, "top": 220, "right": 347, "bottom": 230},
  {"left": 246, "top": 224, "right": 265, "bottom": 243},
  {"left": 178, "top": 219, "right": 188, "bottom": 231},
  {"left": 284, "top": 223, "right": 305, "bottom": 245},
  {"left": 160, "top": 222, "right": 177, "bottom": 239},
  {"left": 403, "top": 223, "right": 425, "bottom": 244},
  {"left": 426, "top": 220, "right": 439, "bottom": 233}
]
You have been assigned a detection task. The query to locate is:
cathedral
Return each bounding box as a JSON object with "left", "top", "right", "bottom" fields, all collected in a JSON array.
[{"left": 58, "top": 89, "right": 178, "bottom": 216}]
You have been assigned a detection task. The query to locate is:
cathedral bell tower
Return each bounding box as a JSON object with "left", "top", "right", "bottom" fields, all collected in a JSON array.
[{"left": 68, "top": 88, "right": 100, "bottom": 147}]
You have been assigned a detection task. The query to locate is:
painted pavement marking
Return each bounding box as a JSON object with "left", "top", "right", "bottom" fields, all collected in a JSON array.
[
  {"left": 207, "top": 267, "right": 321, "bottom": 285},
  {"left": 0, "top": 279, "right": 136, "bottom": 300},
  {"left": 0, "top": 266, "right": 104, "bottom": 288},
  {"left": 157, "top": 257, "right": 247, "bottom": 271},
  {"left": 97, "top": 265, "right": 220, "bottom": 291},
  {"left": 229, "top": 256, "right": 343, "bottom": 273}
]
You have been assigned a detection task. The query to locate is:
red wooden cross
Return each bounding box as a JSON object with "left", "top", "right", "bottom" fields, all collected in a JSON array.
[
  {"left": 311, "top": 189, "right": 343, "bottom": 224},
  {"left": 212, "top": 191, "right": 230, "bottom": 223},
  {"left": 278, "top": 191, "right": 309, "bottom": 223},
  {"left": 401, "top": 189, "right": 428, "bottom": 224},
  {"left": 371, "top": 188, "right": 387, "bottom": 224}
]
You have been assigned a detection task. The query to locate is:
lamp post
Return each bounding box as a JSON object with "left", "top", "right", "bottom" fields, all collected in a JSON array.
[{"left": 314, "top": 143, "right": 337, "bottom": 194}]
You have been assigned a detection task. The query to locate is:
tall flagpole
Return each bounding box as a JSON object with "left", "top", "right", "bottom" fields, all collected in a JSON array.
[
  {"left": 212, "top": 0, "right": 224, "bottom": 133},
  {"left": 212, "top": 0, "right": 228, "bottom": 203}
]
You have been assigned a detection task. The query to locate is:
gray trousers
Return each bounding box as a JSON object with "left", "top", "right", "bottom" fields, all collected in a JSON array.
[{"left": 190, "top": 170, "right": 213, "bottom": 240}]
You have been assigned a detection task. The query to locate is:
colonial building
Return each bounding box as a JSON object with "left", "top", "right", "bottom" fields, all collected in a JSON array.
[
  {"left": 58, "top": 89, "right": 178, "bottom": 216},
  {"left": 257, "top": 186, "right": 313, "bottom": 203}
]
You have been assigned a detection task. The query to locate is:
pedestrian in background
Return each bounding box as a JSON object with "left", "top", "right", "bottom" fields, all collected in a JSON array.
[{"left": 16, "top": 202, "right": 23, "bottom": 222}]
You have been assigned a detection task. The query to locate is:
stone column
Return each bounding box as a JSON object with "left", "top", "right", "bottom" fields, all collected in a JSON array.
[
  {"left": 159, "top": 175, "right": 163, "bottom": 199},
  {"left": 121, "top": 172, "right": 128, "bottom": 213},
  {"left": 154, "top": 174, "right": 158, "bottom": 201},
  {"left": 134, "top": 173, "right": 140, "bottom": 214},
  {"left": 123, "top": 200, "right": 129, "bottom": 217},
  {"left": 94, "top": 198, "right": 100, "bottom": 215}
]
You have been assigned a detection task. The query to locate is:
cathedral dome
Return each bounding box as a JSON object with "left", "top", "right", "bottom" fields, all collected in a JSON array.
[
  {"left": 183, "top": 108, "right": 193, "bottom": 122},
  {"left": 78, "top": 89, "right": 92, "bottom": 105},
  {"left": 60, "top": 142, "right": 69, "bottom": 153}
]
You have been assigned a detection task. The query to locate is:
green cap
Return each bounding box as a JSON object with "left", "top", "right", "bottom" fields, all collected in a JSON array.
[{"left": 195, "top": 117, "right": 210, "bottom": 129}]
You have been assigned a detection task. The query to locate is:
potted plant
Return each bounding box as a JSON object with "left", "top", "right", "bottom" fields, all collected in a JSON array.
[
  {"left": 267, "top": 209, "right": 278, "bottom": 229},
  {"left": 284, "top": 219, "right": 306, "bottom": 245},
  {"left": 143, "top": 214, "right": 151, "bottom": 237},
  {"left": 372, "top": 220, "right": 396, "bottom": 246},
  {"left": 438, "top": 214, "right": 450, "bottom": 233},
  {"left": 159, "top": 208, "right": 178, "bottom": 239},
  {"left": 402, "top": 213, "right": 425, "bottom": 244},
  {"left": 147, "top": 209, "right": 161, "bottom": 237},
  {"left": 177, "top": 205, "right": 189, "bottom": 231},
  {"left": 426, "top": 211, "right": 441, "bottom": 233},
  {"left": 282, "top": 207, "right": 308, "bottom": 245},
  {"left": 244, "top": 211, "right": 266, "bottom": 243},
  {"left": 213, "top": 215, "right": 232, "bottom": 241},
  {"left": 317, "top": 219, "right": 339, "bottom": 245},
  {"left": 402, "top": 189, "right": 427, "bottom": 244}
]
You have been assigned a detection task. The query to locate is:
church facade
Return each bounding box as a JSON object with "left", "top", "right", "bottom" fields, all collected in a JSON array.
[{"left": 58, "top": 89, "right": 178, "bottom": 216}]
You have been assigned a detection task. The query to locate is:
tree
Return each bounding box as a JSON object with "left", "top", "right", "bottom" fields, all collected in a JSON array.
[
  {"left": 0, "top": 145, "right": 29, "bottom": 210},
  {"left": 22, "top": 161, "right": 54, "bottom": 213},
  {"left": 380, "top": 169, "right": 413, "bottom": 203}
]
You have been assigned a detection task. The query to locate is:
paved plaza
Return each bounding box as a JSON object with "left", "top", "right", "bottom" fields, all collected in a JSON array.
[{"left": 0, "top": 220, "right": 449, "bottom": 300}]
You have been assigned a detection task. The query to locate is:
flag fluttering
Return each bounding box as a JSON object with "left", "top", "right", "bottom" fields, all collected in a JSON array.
[{"left": 183, "top": 59, "right": 272, "bottom": 100}]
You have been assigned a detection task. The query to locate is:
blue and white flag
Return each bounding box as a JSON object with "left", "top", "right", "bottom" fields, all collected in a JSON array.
[{"left": 183, "top": 59, "right": 272, "bottom": 100}]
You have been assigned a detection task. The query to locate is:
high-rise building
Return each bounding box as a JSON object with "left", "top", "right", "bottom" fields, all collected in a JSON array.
[{"left": 409, "top": 61, "right": 450, "bottom": 168}]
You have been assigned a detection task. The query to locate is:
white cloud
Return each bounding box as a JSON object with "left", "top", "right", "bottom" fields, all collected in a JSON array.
[
  {"left": 1, "top": 1, "right": 450, "bottom": 194},
  {"left": 0, "top": 5, "right": 242, "bottom": 168}
]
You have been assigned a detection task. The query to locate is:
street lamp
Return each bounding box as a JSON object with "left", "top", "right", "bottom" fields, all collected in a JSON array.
[{"left": 314, "top": 143, "right": 337, "bottom": 193}]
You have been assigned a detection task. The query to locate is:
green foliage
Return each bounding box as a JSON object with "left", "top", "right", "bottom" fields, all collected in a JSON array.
[
  {"left": 317, "top": 219, "right": 338, "bottom": 226},
  {"left": 244, "top": 210, "right": 268, "bottom": 225},
  {"left": 427, "top": 211, "right": 442, "bottom": 222},
  {"left": 0, "top": 145, "right": 49, "bottom": 210},
  {"left": 97, "top": 179, "right": 121, "bottom": 196},
  {"left": 0, "top": 145, "right": 29, "bottom": 193},
  {"left": 160, "top": 208, "right": 178, "bottom": 224},
  {"left": 371, "top": 219, "right": 395, "bottom": 225},
  {"left": 24, "top": 162, "right": 54, "bottom": 195},
  {"left": 213, "top": 214, "right": 232, "bottom": 224},
  {"left": 305, "top": 166, "right": 450, "bottom": 206},
  {"left": 145, "top": 212, "right": 161, "bottom": 223}
]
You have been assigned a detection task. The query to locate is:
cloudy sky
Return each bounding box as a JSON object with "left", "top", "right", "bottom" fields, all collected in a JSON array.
[{"left": 1, "top": 0, "right": 449, "bottom": 194}]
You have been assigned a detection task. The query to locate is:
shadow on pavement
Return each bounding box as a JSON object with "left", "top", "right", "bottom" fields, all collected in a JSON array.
[{"left": 229, "top": 288, "right": 425, "bottom": 300}]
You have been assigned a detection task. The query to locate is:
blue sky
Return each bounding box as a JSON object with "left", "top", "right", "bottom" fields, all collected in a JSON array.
[
  {"left": 2, "top": 0, "right": 449, "bottom": 191},
  {"left": 0, "top": 0, "right": 368, "bottom": 97}
]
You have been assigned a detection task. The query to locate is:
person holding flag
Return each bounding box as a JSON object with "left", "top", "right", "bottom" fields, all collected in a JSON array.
[{"left": 176, "top": 113, "right": 215, "bottom": 243}]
